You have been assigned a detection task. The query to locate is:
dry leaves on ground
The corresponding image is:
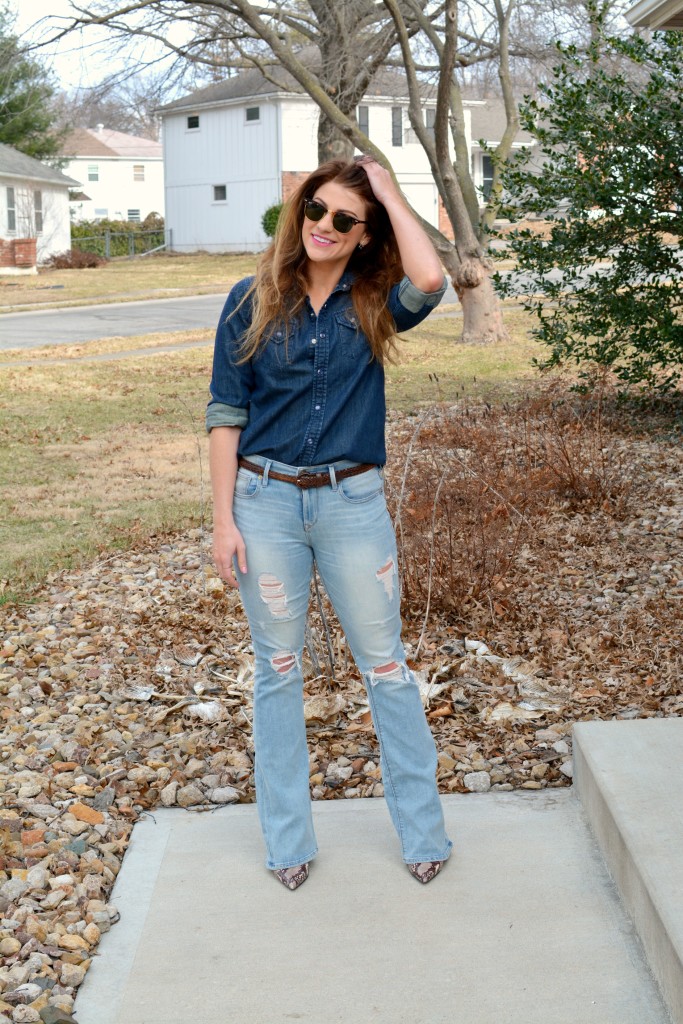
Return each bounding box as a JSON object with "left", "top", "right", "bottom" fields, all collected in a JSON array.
[{"left": 0, "top": 398, "right": 681, "bottom": 1017}]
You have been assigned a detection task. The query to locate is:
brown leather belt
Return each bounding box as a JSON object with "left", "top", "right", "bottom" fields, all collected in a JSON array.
[{"left": 238, "top": 457, "right": 375, "bottom": 490}]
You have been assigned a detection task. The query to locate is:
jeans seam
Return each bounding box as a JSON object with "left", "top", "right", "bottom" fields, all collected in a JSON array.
[{"left": 363, "top": 672, "right": 407, "bottom": 854}]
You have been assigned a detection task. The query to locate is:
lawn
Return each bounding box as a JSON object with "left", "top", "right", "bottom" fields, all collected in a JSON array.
[
  {"left": 0, "top": 309, "right": 544, "bottom": 601},
  {"left": 0, "top": 252, "right": 259, "bottom": 311}
]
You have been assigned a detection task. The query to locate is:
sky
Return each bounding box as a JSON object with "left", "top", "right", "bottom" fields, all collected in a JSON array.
[{"left": 11, "top": 0, "right": 172, "bottom": 91}]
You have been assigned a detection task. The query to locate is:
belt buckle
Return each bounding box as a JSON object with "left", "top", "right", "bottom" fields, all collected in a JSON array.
[{"left": 296, "top": 470, "right": 323, "bottom": 489}]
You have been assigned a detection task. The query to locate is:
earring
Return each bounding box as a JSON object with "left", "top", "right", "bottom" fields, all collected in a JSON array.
[{"left": 357, "top": 242, "right": 364, "bottom": 250}]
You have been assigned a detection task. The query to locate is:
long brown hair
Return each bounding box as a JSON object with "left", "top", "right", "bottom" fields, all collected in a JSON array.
[{"left": 235, "top": 160, "right": 404, "bottom": 364}]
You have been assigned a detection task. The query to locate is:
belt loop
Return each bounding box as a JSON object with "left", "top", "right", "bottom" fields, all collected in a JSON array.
[
  {"left": 262, "top": 460, "right": 271, "bottom": 487},
  {"left": 328, "top": 465, "right": 337, "bottom": 490}
]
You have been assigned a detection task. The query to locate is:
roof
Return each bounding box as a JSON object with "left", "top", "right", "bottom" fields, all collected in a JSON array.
[
  {"left": 157, "top": 68, "right": 529, "bottom": 147},
  {"left": 468, "top": 99, "right": 535, "bottom": 147},
  {"left": 626, "top": 0, "right": 683, "bottom": 26},
  {"left": 60, "top": 127, "right": 162, "bottom": 159},
  {"left": 0, "top": 143, "right": 80, "bottom": 187},
  {"left": 158, "top": 65, "right": 435, "bottom": 115}
]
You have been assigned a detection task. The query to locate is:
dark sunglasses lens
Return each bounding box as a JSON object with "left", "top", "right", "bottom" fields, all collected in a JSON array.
[
  {"left": 332, "top": 213, "right": 355, "bottom": 233},
  {"left": 304, "top": 200, "right": 326, "bottom": 222}
]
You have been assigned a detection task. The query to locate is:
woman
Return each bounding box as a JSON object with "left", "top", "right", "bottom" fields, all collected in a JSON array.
[{"left": 207, "top": 156, "right": 452, "bottom": 890}]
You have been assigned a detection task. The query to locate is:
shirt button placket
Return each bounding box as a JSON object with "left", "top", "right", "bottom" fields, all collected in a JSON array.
[{"left": 304, "top": 314, "right": 327, "bottom": 459}]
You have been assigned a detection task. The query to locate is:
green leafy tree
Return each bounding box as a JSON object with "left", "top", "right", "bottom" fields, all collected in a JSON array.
[
  {"left": 496, "top": 30, "right": 683, "bottom": 390},
  {"left": 0, "top": 6, "right": 65, "bottom": 161}
]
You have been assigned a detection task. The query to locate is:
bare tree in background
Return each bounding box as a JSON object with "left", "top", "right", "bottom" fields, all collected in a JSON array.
[
  {"left": 53, "top": 70, "right": 168, "bottom": 139},
  {"left": 47, "top": 0, "right": 628, "bottom": 341}
]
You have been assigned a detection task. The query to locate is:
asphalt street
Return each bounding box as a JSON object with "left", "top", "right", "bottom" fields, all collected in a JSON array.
[
  {"left": 0, "top": 293, "right": 229, "bottom": 351},
  {"left": 0, "top": 282, "right": 461, "bottom": 351}
]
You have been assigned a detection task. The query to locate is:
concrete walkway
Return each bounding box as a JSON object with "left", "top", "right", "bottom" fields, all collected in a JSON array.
[{"left": 74, "top": 718, "right": 683, "bottom": 1024}]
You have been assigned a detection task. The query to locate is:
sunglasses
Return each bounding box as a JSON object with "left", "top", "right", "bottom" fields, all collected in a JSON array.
[{"left": 303, "top": 198, "right": 367, "bottom": 235}]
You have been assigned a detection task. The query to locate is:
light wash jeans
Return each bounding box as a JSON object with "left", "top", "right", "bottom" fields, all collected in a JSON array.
[{"left": 232, "top": 457, "right": 452, "bottom": 871}]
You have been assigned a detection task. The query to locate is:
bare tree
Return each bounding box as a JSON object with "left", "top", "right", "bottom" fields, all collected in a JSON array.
[
  {"left": 54, "top": 70, "right": 169, "bottom": 139},
  {"left": 49, "top": 0, "right": 549, "bottom": 341}
]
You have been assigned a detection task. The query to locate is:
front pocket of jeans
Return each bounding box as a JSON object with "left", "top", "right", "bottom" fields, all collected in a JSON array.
[
  {"left": 337, "top": 468, "right": 384, "bottom": 503},
  {"left": 234, "top": 467, "right": 261, "bottom": 498}
]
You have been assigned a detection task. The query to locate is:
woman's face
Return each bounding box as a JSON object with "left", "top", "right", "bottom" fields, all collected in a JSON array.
[{"left": 301, "top": 179, "right": 371, "bottom": 273}]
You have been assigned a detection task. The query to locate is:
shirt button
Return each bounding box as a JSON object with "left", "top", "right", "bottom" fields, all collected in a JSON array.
[
  {"left": 307, "top": 439, "right": 313, "bottom": 444},
  {"left": 311, "top": 339, "right": 316, "bottom": 345},
  {"left": 315, "top": 405, "right": 321, "bottom": 410}
]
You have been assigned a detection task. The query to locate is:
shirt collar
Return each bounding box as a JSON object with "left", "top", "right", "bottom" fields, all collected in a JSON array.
[{"left": 334, "top": 269, "right": 355, "bottom": 294}]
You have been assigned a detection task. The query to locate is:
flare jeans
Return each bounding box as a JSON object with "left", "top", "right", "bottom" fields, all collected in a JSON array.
[{"left": 233, "top": 457, "right": 452, "bottom": 871}]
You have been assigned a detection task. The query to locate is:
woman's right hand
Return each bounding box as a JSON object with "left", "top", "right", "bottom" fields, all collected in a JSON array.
[{"left": 212, "top": 521, "right": 248, "bottom": 588}]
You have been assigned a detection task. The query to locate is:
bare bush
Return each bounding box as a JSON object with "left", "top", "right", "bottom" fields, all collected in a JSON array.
[
  {"left": 385, "top": 381, "right": 634, "bottom": 627},
  {"left": 45, "top": 248, "right": 107, "bottom": 269}
]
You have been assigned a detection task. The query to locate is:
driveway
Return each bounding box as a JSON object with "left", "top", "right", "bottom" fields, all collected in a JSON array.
[{"left": 0, "top": 284, "right": 460, "bottom": 351}]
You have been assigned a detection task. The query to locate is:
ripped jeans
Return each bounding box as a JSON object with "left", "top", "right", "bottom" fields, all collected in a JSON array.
[{"left": 232, "top": 457, "right": 452, "bottom": 870}]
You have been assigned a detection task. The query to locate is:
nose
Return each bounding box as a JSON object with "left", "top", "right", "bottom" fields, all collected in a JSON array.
[{"left": 317, "top": 210, "right": 335, "bottom": 230}]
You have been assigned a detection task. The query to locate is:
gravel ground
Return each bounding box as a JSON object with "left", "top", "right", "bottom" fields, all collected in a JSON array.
[{"left": 1, "top": 410, "right": 681, "bottom": 1021}]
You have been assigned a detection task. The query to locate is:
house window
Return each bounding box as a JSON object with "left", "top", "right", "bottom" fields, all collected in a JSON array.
[
  {"left": 358, "top": 105, "right": 369, "bottom": 137},
  {"left": 88, "top": 165, "right": 99, "bottom": 181},
  {"left": 6, "top": 186, "right": 16, "bottom": 232},
  {"left": 94, "top": 208, "right": 108, "bottom": 218},
  {"left": 34, "top": 191, "right": 43, "bottom": 233},
  {"left": 187, "top": 114, "right": 200, "bottom": 130},
  {"left": 482, "top": 155, "right": 494, "bottom": 200},
  {"left": 127, "top": 209, "right": 141, "bottom": 222},
  {"left": 133, "top": 164, "right": 145, "bottom": 182},
  {"left": 245, "top": 106, "right": 260, "bottom": 123},
  {"left": 425, "top": 107, "right": 436, "bottom": 142},
  {"left": 213, "top": 185, "right": 227, "bottom": 202},
  {"left": 391, "top": 107, "right": 403, "bottom": 147}
]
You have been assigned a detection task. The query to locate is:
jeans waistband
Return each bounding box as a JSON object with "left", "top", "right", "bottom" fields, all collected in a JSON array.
[{"left": 240, "top": 455, "right": 364, "bottom": 475}]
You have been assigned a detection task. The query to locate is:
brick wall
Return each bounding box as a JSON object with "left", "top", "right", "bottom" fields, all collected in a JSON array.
[
  {"left": 437, "top": 197, "right": 454, "bottom": 241},
  {"left": 0, "top": 237, "right": 37, "bottom": 270},
  {"left": 281, "top": 171, "right": 311, "bottom": 204}
]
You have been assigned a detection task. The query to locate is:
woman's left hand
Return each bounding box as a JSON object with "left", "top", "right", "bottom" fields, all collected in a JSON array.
[{"left": 356, "top": 156, "right": 404, "bottom": 208}]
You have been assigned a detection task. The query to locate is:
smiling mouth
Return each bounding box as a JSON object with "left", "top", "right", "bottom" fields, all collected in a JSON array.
[{"left": 311, "top": 234, "right": 335, "bottom": 246}]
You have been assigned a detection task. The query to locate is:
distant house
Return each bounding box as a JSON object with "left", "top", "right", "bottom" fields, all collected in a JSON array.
[
  {"left": 467, "top": 99, "right": 535, "bottom": 202},
  {"left": 157, "top": 70, "right": 531, "bottom": 253},
  {"left": 627, "top": 0, "right": 683, "bottom": 26},
  {"left": 60, "top": 126, "right": 164, "bottom": 223},
  {"left": 0, "top": 143, "right": 80, "bottom": 272},
  {"left": 158, "top": 69, "right": 477, "bottom": 253}
]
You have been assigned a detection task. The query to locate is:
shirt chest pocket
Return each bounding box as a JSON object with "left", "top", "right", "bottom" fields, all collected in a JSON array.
[{"left": 334, "top": 310, "right": 371, "bottom": 365}]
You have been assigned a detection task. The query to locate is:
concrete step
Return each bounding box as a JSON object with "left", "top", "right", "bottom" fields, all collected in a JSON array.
[
  {"left": 574, "top": 718, "right": 683, "bottom": 1024},
  {"left": 74, "top": 791, "right": 670, "bottom": 1024}
]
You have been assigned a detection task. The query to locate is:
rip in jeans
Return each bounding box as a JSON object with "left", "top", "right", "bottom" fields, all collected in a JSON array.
[
  {"left": 270, "top": 650, "right": 299, "bottom": 674},
  {"left": 375, "top": 557, "right": 396, "bottom": 600},
  {"left": 368, "top": 660, "right": 409, "bottom": 686},
  {"left": 258, "top": 573, "right": 291, "bottom": 620}
]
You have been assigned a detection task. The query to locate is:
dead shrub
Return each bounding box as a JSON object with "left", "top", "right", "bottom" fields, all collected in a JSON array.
[
  {"left": 45, "top": 249, "right": 107, "bottom": 269},
  {"left": 385, "top": 381, "right": 634, "bottom": 628}
]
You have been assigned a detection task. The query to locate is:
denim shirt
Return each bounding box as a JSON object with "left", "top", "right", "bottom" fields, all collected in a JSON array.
[{"left": 206, "top": 270, "right": 446, "bottom": 466}]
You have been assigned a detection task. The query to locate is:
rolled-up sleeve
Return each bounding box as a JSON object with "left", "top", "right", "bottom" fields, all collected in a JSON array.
[
  {"left": 206, "top": 278, "right": 256, "bottom": 433},
  {"left": 389, "top": 274, "right": 448, "bottom": 332}
]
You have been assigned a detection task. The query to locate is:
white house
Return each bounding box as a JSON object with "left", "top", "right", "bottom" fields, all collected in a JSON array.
[
  {"left": 0, "top": 143, "right": 80, "bottom": 272},
  {"left": 626, "top": 0, "right": 683, "bottom": 26},
  {"left": 60, "top": 126, "right": 164, "bottom": 223},
  {"left": 467, "top": 99, "right": 535, "bottom": 202},
  {"left": 158, "top": 69, "right": 487, "bottom": 253}
]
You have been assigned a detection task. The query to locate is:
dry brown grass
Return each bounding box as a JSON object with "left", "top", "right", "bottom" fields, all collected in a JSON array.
[{"left": 0, "top": 252, "right": 258, "bottom": 311}]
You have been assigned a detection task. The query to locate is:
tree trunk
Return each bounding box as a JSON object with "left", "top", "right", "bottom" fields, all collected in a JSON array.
[
  {"left": 318, "top": 114, "right": 354, "bottom": 163},
  {"left": 458, "top": 274, "right": 509, "bottom": 344},
  {"left": 438, "top": 249, "right": 508, "bottom": 343}
]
